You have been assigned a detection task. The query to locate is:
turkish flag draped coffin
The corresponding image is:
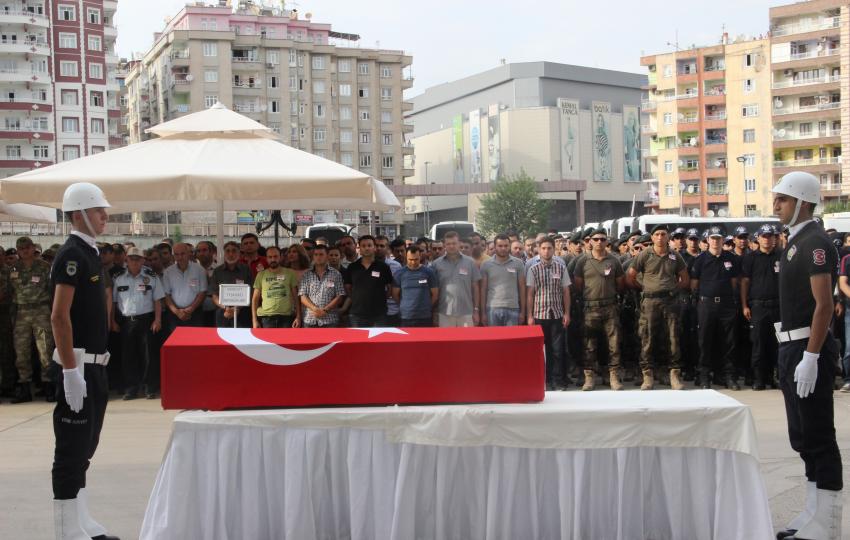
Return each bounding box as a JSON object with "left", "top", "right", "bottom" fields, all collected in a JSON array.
[{"left": 161, "top": 326, "right": 545, "bottom": 410}]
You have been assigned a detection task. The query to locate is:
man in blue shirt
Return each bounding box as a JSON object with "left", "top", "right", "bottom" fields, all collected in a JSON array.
[{"left": 392, "top": 246, "right": 438, "bottom": 327}]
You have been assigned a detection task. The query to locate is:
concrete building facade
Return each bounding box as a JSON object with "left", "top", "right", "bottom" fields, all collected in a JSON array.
[
  {"left": 124, "top": 1, "right": 413, "bottom": 237},
  {"left": 405, "top": 62, "right": 647, "bottom": 233}
]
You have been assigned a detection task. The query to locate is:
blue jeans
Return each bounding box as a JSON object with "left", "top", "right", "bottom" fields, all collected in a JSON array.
[
  {"left": 488, "top": 307, "right": 520, "bottom": 326},
  {"left": 843, "top": 310, "right": 850, "bottom": 383}
]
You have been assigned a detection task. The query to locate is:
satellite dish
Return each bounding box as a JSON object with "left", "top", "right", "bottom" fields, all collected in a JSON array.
[
  {"left": 714, "top": 159, "right": 722, "bottom": 167},
  {"left": 678, "top": 159, "right": 684, "bottom": 167},
  {"left": 185, "top": 74, "right": 194, "bottom": 81},
  {"left": 687, "top": 185, "right": 696, "bottom": 194},
  {"left": 778, "top": 128, "right": 787, "bottom": 137},
  {"left": 689, "top": 137, "right": 697, "bottom": 146},
  {"left": 692, "top": 209, "right": 701, "bottom": 217},
  {"left": 718, "top": 209, "right": 728, "bottom": 217},
  {"left": 706, "top": 210, "right": 715, "bottom": 217},
  {"left": 774, "top": 98, "right": 783, "bottom": 108}
]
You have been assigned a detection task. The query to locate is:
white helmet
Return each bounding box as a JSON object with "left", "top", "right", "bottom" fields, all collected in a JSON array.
[
  {"left": 771, "top": 171, "right": 820, "bottom": 204},
  {"left": 62, "top": 182, "right": 111, "bottom": 212}
]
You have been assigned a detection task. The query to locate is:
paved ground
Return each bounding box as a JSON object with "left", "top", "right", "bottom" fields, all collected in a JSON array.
[{"left": 1, "top": 388, "right": 848, "bottom": 539}]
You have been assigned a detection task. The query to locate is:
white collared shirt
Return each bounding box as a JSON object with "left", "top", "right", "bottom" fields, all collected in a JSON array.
[
  {"left": 70, "top": 230, "right": 99, "bottom": 253},
  {"left": 788, "top": 219, "right": 814, "bottom": 241}
]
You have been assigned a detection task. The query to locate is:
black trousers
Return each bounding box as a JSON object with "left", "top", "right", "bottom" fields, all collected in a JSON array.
[
  {"left": 750, "top": 302, "right": 780, "bottom": 385},
  {"left": 52, "top": 363, "right": 108, "bottom": 499},
  {"left": 401, "top": 317, "right": 432, "bottom": 327},
  {"left": 778, "top": 336, "right": 843, "bottom": 491},
  {"left": 259, "top": 314, "right": 295, "bottom": 328},
  {"left": 215, "top": 307, "right": 251, "bottom": 328},
  {"left": 679, "top": 296, "right": 698, "bottom": 374},
  {"left": 120, "top": 313, "right": 153, "bottom": 392},
  {"left": 536, "top": 318, "right": 566, "bottom": 386},
  {"left": 697, "top": 299, "right": 737, "bottom": 378}
]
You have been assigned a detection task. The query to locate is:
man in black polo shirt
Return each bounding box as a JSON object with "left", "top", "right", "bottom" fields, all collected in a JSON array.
[
  {"left": 772, "top": 172, "right": 842, "bottom": 540},
  {"left": 691, "top": 226, "right": 740, "bottom": 390},
  {"left": 50, "top": 183, "right": 119, "bottom": 539},
  {"left": 343, "top": 235, "right": 393, "bottom": 327},
  {"left": 740, "top": 224, "right": 781, "bottom": 391}
]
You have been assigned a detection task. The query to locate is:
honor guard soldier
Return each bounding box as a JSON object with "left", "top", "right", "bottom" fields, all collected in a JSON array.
[
  {"left": 573, "top": 228, "right": 625, "bottom": 390},
  {"left": 10, "top": 235, "right": 55, "bottom": 403},
  {"left": 740, "top": 224, "right": 781, "bottom": 391},
  {"left": 625, "top": 224, "right": 689, "bottom": 390},
  {"left": 691, "top": 227, "right": 741, "bottom": 390},
  {"left": 772, "top": 172, "right": 843, "bottom": 540},
  {"left": 112, "top": 247, "right": 164, "bottom": 400},
  {"left": 50, "top": 183, "right": 119, "bottom": 540}
]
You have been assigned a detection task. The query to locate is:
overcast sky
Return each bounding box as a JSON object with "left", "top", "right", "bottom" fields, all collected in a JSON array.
[{"left": 116, "top": 0, "right": 778, "bottom": 97}]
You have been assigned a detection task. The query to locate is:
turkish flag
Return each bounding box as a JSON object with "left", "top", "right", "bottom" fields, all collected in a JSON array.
[{"left": 161, "top": 326, "right": 545, "bottom": 410}]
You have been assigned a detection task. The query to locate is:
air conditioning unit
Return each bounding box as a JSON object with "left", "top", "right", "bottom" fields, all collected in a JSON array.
[
  {"left": 266, "top": 63, "right": 275, "bottom": 69},
  {"left": 784, "top": 69, "right": 793, "bottom": 76}
]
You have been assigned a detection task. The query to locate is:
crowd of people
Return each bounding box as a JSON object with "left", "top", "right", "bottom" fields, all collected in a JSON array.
[{"left": 2, "top": 221, "right": 850, "bottom": 401}]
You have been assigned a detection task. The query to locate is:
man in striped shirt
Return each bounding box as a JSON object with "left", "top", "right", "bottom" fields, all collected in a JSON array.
[{"left": 527, "top": 237, "right": 571, "bottom": 390}]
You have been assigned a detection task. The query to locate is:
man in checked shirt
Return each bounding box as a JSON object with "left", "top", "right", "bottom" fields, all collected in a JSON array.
[{"left": 298, "top": 245, "right": 345, "bottom": 328}]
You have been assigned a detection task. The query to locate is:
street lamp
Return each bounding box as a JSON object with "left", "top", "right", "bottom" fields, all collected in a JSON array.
[
  {"left": 424, "top": 161, "right": 431, "bottom": 235},
  {"left": 736, "top": 155, "right": 748, "bottom": 217}
]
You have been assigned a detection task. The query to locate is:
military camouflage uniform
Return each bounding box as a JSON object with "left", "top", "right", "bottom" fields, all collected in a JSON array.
[
  {"left": 0, "top": 265, "right": 15, "bottom": 391},
  {"left": 10, "top": 258, "right": 54, "bottom": 383}
]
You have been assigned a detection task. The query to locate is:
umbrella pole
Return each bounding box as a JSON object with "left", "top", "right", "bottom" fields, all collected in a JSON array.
[{"left": 216, "top": 200, "right": 224, "bottom": 260}]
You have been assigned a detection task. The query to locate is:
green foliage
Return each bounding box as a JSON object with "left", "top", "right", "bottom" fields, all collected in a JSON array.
[
  {"left": 173, "top": 225, "right": 183, "bottom": 243},
  {"left": 823, "top": 200, "right": 850, "bottom": 214},
  {"left": 476, "top": 169, "right": 553, "bottom": 237}
]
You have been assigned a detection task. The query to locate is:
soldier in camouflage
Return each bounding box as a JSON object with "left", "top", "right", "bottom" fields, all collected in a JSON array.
[
  {"left": 9, "top": 236, "right": 55, "bottom": 403},
  {"left": 0, "top": 253, "right": 14, "bottom": 397}
]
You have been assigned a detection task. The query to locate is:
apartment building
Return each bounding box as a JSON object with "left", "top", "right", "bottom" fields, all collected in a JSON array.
[
  {"left": 770, "top": 0, "right": 845, "bottom": 206},
  {"left": 0, "top": 0, "right": 121, "bottom": 180},
  {"left": 640, "top": 35, "right": 773, "bottom": 218},
  {"left": 124, "top": 1, "right": 413, "bottom": 238}
]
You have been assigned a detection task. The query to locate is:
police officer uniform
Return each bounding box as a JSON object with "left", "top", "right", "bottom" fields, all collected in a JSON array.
[
  {"left": 678, "top": 228, "right": 701, "bottom": 381},
  {"left": 691, "top": 227, "right": 740, "bottom": 390},
  {"left": 113, "top": 250, "right": 164, "bottom": 400},
  {"left": 740, "top": 224, "right": 781, "bottom": 390}
]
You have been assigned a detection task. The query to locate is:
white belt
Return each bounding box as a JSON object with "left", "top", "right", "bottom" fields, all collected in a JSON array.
[
  {"left": 52, "top": 348, "right": 111, "bottom": 367},
  {"left": 773, "top": 322, "right": 811, "bottom": 343}
]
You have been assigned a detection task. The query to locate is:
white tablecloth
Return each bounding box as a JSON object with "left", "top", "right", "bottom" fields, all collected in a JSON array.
[{"left": 141, "top": 391, "right": 773, "bottom": 540}]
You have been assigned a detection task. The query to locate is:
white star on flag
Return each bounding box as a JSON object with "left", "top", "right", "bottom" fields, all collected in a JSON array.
[{"left": 352, "top": 327, "right": 409, "bottom": 338}]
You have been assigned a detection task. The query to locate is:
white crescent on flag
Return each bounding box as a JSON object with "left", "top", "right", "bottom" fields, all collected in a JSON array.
[{"left": 216, "top": 328, "right": 339, "bottom": 366}]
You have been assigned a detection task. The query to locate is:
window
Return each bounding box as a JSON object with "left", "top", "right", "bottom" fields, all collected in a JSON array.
[
  {"left": 204, "top": 95, "right": 218, "bottom": 108},
  {"left": 315, "top": 150, "right": 327, "bottom": 159},
  {"left": 381, "top": 87, "right": 392, "bottom": 101},
  {"left": 359, "top": 154, "right": 372, "bottom": 167},
  {"left": 743, "top": 153, "right": 755, "bottom": 166},
  {"left": 297, "top": 53, "right": 304, "bottom": 67},
  {"left": 340, "top": 106, "right": 352, "bottom": 120},
  {"left": 664, "top": 160, "right": 673, "bottom": 173},
  {"left": 298, "top": 102, "right": 306, "bottom": 116},
  {"left": 799, "top": 122, "right": 812, "bottom": 136},
  {"left": 88, "top": 63, "right": 103, "bottom": 79},
  {"left": 33, "top": 145, "right": 48, "bottom": 159},
  {"left": 268, "top": 76, "right": 278, "bottom": 88},
  {"left": 340, "top": 130, "right": 353, "bottom": 143},
  {"left": 743, "top": 79, "right": 755, "bottom": 93},
  {"left": 62, "top": 145, "right": 80, "bottom": 161},
  {"left": 32, "top": 117, "right": 48, "bottom": 130},
  {"left": 87, "top": 7, "right": 100, "bottom": 24},
  {"left": 204, "top": 70, "right": 218, "bottom": 83},
  {"left": 92, "top": 145, "right": 106, "bottom": 154},
  {"left": 88, "top": 35, "right": 101, "bottom": 51},
  {"left": 58, "top": 5, "right": 75, "bottom": 21},
  {"left": 314, "top": 104, "right": 325, "bottom": 118},
  {"left": 267, "top": 50, "right": 279, "bottom": 64},
  {"left": 61, "top": 89, "right": 78, "bottom": 105},
  {"left": 312, "top": 80, "right": 325, "bottom": 94},
  {"left": 311, "top": 56, "right": 325, "bottom": 70},
  {"left": 358, "top": 86, "right": 369, "bottom": 98},
  {"left": 3, "top": 117, "right": 20, "bottom": 130},
  {"left": 203, "top": 42, "right": 217, "bottom": 57},
  {"left": 381, "top": 111, "right": 392, "bottom": 123},
  {"left": 358, "top": 63, "right": 369, "bottom": 75},
  {"left": 338, "top": 59, "right": 351, "bottom": 73},
  {"left": 90, "top": 92, "right": 103, "bottom": 107},
  {"left": 743, "top": 129, "right": 755, "bottom": 143},
  {"left": 359, "top": 109, "right": 370, "bottom": 121},
  {"left": 382, "top": 133, "right": 392, "bottom": 145},
  {"left": 289, "top": 49, "right": 297, "bottom": 66},
  {"left": 663, "top": 112, "right": 672, "bottom": 125},
  {"left": 382, "top": 155, "right": 393, "bottom": 169},
  {"left": 90, "top": 118, "right": 104, "bottom": 134},
  {"left": 290, "top": 100, "right": 298, "bottom": 115},
  {"left": 339, "top": 84, "right": 351, "bottom": 97},
  {"left": 744, "top": 178, "right": 756, "bottom": 192},
  {"left": 60, "top": 61, "right": 78, "bottom": 77},
  {"left": 289, "top": 75, "right": 296, "bottom": 90},
  {"left": 664, "top": 185, "right": 673, "bottom": 197},
  {"left": 341, "top": 152, "right": 353, "bottom": 166},
  {"left": 741, "top": 104, "right": 759, "bottom": 117},
  {"left": 62, "top": 117, "right": 80, "bottom": 133},
  {"left": 744, "top": 53, "right": 754, "bottom": 67},
  {"left": 359, "top": 131, "right": 371, "bottom": 144},
  {"left": 663, "top": 65, "right": 672, "bottom": 78},
  {"left": 313, "top": 128, "right": 326, "bottom": 142},
  {"left": 270, "top": 100, "right": 280, "bottom": 113},
  {"left": 58, "top": 33, "right": 76, "bottom": 49},
  {"left": 5, "top": 145, "right": 21, "bottom": 159},
  {"left": 381, "top": 65, "right": 391, "bottom": 78}
]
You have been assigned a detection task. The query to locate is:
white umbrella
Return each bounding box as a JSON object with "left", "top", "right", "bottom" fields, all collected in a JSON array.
[
  {"left": 0, "top": 103, "right": 400, "bottom": 247},
  {"left": 0, "top": 200, "right": 57, "bottom": 223}
]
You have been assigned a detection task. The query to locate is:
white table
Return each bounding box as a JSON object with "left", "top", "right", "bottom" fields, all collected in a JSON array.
[{"left": 141, "top": 391, "right": 773, "bottom": 540}]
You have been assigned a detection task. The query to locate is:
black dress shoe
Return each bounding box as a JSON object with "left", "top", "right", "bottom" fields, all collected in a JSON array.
[
  {"left": 775, "top": 529, "right": 796, "bottom": 539},
  {"left": 702, "top": 383, "right": 712, "bottom": 390},
  {"left": 725, "top": 379, "right": 741, "bottom": 391},
  {"left": 92, "top": 534, "right": 121, "bottom": 540},
  {"left": 752, "top": 384, "right": 766, "bottom": 391}
]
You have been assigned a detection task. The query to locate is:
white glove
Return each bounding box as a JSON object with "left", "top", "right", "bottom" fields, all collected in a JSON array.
[
  {"left": 794, "top": 351, "right": 819, "bottom": 399},
  {"left": 63, "top": 368, "right": 87, "bottom": 413}
]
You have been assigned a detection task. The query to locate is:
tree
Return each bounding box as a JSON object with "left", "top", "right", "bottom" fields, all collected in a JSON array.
[{"left": 476, "top": 169, "right": 553, "bottom": 237}]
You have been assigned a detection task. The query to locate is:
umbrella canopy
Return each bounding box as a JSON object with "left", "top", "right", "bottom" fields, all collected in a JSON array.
[{"left": 0, "top": 201, "right": 57, "bottom": 223}]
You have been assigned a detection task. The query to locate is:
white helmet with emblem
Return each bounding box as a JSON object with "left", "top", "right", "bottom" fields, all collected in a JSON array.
[
  {"left": 61, "top": 182, "right": 111, "bottom": 212},
  {"left": 771, "top": 171, "right": 820, "bottom": 226}
]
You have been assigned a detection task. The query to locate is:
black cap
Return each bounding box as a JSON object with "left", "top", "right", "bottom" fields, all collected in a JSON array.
[
  {"left": 612, "top": 240, "right": 621, "bottom": 250},
  {"left": 650, "top": 224, "right": 669, "bottom": 234},
  {"left": 757, "top": 224, "right": 775, "bottom": 237},
  {"left": 686, "top": 228, "right": 699, "bottom": 239},
  {"left": 706, "top": 226, "right": 724, "bottom": 238},
  {"left": 582, "top": 227, "right": 595, "bottom": 240},
  {"left": 5, "top": 247, "right": 16, "bottom": 255},
  {"left": 569, "top": 232, "right": 582, "bottom": 243},
  {"left": 627, "top": 230, "right": 642, "bottom": 239},
  {"left": 590, "top": 227, "right": 608, "bottom": 238},
  {"left": 637, "top": 233, "right": 652, "bottom": 244},
  {"left": 734, "top": 226, "right": 748, "bottom": 237},
  {"left": 724, "top": 235, "right": 734, "bottom": 243},
  {"left": 672, "top": 227, "right": 687, "bottom": 237}
]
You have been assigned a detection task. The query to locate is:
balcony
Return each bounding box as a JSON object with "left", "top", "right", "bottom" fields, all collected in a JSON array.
[
  {"left": 641, "top": 124, "right": 656, "bottom": 134},
  {"left": 706, "top": 184, "right": 729, "bottom": 196},
  {"left": 0, "top": 10, "right": 49, "bottom": 27},
  {"left": 0, "top": 126, "right": 54, "bottom": 140},
  {"left": 771, "top": 17, "right": 840, "bottom": 38},
  {"left": 773, "top": 100, "right": 840, "bottom": 118},
  {"left": 0, "top": 37, "right": 49, "bottom": 55},
  {"left": 820, "top": 182, "right": 850, "bottom": 198},
  {"left": 401, "top": 142, "right": 414, "bottom": 155},
  {"left": 772, "top": 74, "right": 840, "bottom": 90},
  {"left": 232, "top": 56, "right": 261, "bottom": 66},
  {"left": 234, "top": 103, "right": 261, "bottom": 113},
  {"left": 103, "top": 0, "right": 117, "bottom": 12},
  {"left": 0, "top": 95, "right": 51, "bottom": 111},
  {"left": 641, "top": 100, "right": 657, "bottom": 110},
  {"left": 402, "top": 76, "right": 414, "bottom": 89},
  {"left": 103, "top": 25, "right": 117, "bottom": 39},
  {"left": 0, "top": 68, "right": 50, "bottom": 84},
  {"left": 773, "top": 157, "right": 841, "bottom": 171},
  {"left": 171, "top": 79, "right": 191, "bottom": 92},
  {"left": 679, "top": 166, "right": 700, "bottom": 181},
  {"left": 704, "top": 112, "right": 726, "bottom": 121}
]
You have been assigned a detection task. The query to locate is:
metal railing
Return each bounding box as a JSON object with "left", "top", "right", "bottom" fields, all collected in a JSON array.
[
  {"left": 786, "top": 48, "right": 840, "bottom": 62},
  {"left": 0, "top": 125, "right": 51, "bottom": 133},
  {"left": 773, "top": 157, "right": 841, "bottom": 167},
  {"left": 0, "top": 10, "right": 48, "bottom": 20},
  {"left": 170, "top": 50, "right": 190, "bottom": 59},
  {"left": 232, "top": 56, "right": 260, "bottom": 63},
  {"left": 771, "top": 17, "right": 840, "bottom": 37},
  {"left": 773, "top": 101, "right": 840, "bottom": 116},
  {"left": 679, "top": 116, "right": 698, "bottom": 124},
  {"left": 706, "top": 186, "right": 729, "bottom": 196},
  {"left": 774, "top": 128, "right": 840, "bottom": 141},
  {"left": 641, "top": 100, "right": 657, "bottom": 110},
  {"left": 705, "top": 112, "right": 727, "bottom": 121},
  {"left": 772, "top": 74, "right": 840, "bottom": 89},
  {"left": 0, "top": 95, "right": 50, "bottom": 104},
  {"left": 704, "top": 64, "right": 725, "bottom": 72}
]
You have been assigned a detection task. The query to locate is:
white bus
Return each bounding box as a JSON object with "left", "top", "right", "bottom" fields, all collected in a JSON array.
[{"left": 429, "top": 221, "right": 476, "bottom": 240}]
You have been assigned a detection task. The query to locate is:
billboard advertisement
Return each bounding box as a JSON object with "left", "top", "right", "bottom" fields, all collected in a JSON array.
[
  {"left": 623, "top": 105, "right": 641, "bottom": 182},
  {"left": 469, "top": 109, "right": 482, "bottom": 183},
  {"left": 487, "top": 103, "right": 501, "bottom": 182},
  {"left": 557, "top": 98, "right": 580, "bottom": 180},
  {"left": 592, "top": 101, "right": 613, "bottom": 181}
]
